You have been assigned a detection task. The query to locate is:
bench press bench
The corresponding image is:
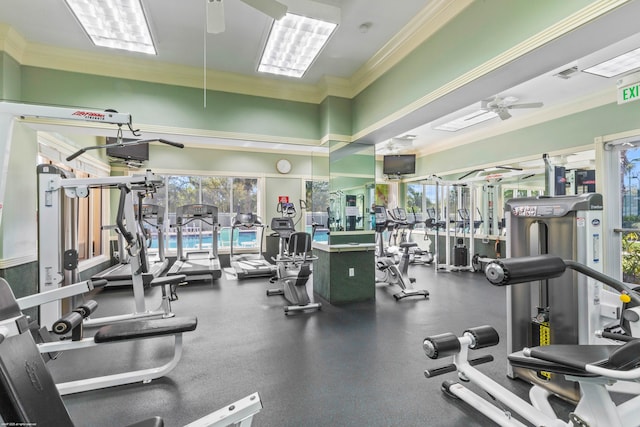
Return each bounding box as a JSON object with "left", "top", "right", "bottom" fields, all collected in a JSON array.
[{"left": 0, "top": 277, "right": 262, "bottom": 426}]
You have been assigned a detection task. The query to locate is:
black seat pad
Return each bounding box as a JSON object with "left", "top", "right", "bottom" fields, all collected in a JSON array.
[
  {"left": 94, "top": 316, "right": 197, "bottom": 343},
  {"left": 509, "top": 345, "right": 620, "bottom": 377}
]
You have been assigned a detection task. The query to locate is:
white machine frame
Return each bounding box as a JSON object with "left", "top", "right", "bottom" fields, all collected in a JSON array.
[
  {"left": 0, "top": 101, "right": 132, "bottom": 227},
  {"left": 38, "top": 167, "right": 170, "bottom": 327},
  {"left": 425, "top": 329, "right": 640, "bottom": 427}
]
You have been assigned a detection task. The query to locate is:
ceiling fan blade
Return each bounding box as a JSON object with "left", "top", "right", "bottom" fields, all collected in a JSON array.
[
  {"left": 507, "top": 102, "right": 544, "bottom": 109},
  {"left": 207, "top": 0, "right": 226, "bottom": 34},
  {"left": 497, "top": 109, "right": 512, "bottom": 120},
  {"left": 241, "top": 0, "right": 287, "bottom": 20}
]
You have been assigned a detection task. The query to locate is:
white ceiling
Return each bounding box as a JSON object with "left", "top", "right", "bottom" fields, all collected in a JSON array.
[
  {"left": 2, "top": 0, "right": 640, "bottom": 167},
  {"left": 0, "top": 0, "right": 428, "bottom": 84}
]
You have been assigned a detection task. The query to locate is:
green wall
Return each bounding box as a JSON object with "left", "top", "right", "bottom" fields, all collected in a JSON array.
[
  {"left": 19, "top": 67, "right": 321, "bottom": 141},
  {"left": 0, "top": 52, "right": 21, "bottom": 100}
]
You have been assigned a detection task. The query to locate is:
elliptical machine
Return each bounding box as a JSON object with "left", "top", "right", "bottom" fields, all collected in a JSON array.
[
  {"left": 266, "top": 214, "right": 321, "bottom": 314},
  {"left": 374, "top": 206, "right": 429, "bottom": 301}
]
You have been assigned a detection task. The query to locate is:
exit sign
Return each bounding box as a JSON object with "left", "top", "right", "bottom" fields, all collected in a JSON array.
[
  {"left": 617, "top": 71, "right": 640, "bottom": 105},
  {"left": 618, "top": 83, "right": 640, "bottom": 104}
]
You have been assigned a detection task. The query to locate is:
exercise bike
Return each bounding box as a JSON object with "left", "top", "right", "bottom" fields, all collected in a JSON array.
[
  {"left": 266, "top": 216, "right": 321, "bottom": 314},
  {"left": 423, "top": 254, "right": 640, "bottom": 426},
  {"left": 374, "top": 206, "right": 429, "bottom": 301}
]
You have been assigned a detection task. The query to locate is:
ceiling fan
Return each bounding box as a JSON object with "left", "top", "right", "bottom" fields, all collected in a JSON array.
[
  {"left": 480, "top": 96, "right": 544, "bottom": 120},
  {"left": 207, "top": 0, "right": 288, "bottom": 34},
  {"left": 380, "top": 136, "right": 416, "bottom": 154}
]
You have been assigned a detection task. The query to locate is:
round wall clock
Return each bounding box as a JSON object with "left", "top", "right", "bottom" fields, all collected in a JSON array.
[{"left": 276, "top": 158, "right": 292, "bottom": 174}]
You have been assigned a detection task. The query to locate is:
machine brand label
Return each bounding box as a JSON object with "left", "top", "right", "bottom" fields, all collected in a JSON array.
[
  {"left": 71, "top": 111, "right": 106, "bottom": 121},
  {"left": 592, "top": 219, "right": 601, "bottom": 227}
]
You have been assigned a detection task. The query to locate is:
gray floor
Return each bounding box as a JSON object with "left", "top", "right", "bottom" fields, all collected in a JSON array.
[{"left": 52, "top": 264, "right": 570, "bottom": 426}]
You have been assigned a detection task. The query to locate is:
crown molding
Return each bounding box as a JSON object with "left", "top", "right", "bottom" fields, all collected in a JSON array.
[{"left": 0, "top": 24, "right": 27, "bottom": 63}]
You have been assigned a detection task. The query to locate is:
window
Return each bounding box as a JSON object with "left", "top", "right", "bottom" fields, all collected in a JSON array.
[
  {"left": 620, "top": 146, "right": 640, "bottom": 285},
  {"left": 304, "top": 180, "right": 329, "bottom": 241},
  {"left": 149, "top": 174, "right": 260, "bottom": 251}
]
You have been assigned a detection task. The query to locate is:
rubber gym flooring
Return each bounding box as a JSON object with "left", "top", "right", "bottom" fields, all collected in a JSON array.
[{"left": 52, "top": 263, "right": 573, "bottom": 426}]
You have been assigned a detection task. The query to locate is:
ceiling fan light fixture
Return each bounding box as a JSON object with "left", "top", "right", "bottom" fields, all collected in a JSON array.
[
  {"left": 258, "top": 12, "right": 338, "bottom": 78},
  {"left": 583, "top": 46, "right": 640, "bottom": 78},
  {"left": 64, "top": 0, "right": 156, "bottom": 55}
]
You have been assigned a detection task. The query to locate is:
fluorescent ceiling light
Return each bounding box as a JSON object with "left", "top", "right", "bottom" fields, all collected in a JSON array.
[
  {"left": 258, "top": 13, "right": 337, "bottom": 78},
  {"left": 434, "top": 110, "right": 498, "bottom": 132},
  {"left": 583, "top": 47, "right": 640, "bottom": 78},
  {"left": 64, "top": 0, "right": 156, "bottom": 55}
]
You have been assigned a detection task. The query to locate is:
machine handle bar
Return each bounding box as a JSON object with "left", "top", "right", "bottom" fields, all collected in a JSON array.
[
  {"left": 157, "top": 138, "right": 184, "bottom": 149},
  {"left": 116, "top": 184, "right": 135, "bottom": 245}
]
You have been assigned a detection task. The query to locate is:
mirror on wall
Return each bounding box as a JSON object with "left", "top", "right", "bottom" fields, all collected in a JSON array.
[
  {"left": 328, "top": 142, "right": 375, "bottom": 233},
  {"left": 400, "top": 149, "right": 595, "bottom": 238}
]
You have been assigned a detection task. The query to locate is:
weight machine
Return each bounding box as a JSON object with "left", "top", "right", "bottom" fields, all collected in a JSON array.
[
  {"left": 37, "top": 165, "right": 172, "bottom": 328},
  {"left": 501, "top": 193, "right": 615, "bottom": 402},
  {"left": 423, "top": 254, "right": 640, "bottom": 427},
  {"left": 432, "top": 179, "right": 476, "bottom": 272}
]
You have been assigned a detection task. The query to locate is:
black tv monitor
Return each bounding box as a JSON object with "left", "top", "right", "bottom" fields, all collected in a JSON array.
[
  {"left": 383, "top": 154, "right": 416, "bottom": 176},
  {"left": 106, "top": 137, "right": 149, "bottom": 161}
]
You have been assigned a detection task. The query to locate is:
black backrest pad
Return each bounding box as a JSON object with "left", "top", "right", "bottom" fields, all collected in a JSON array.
[
  {"left": 288, "top": 232, "right": 311, "bottom": 255},
  {"left": 0, "top": 279, "right": 75, "bottom": 426}
]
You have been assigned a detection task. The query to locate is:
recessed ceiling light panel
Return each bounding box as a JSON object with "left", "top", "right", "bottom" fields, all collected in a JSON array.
[
  {"left": 258, "top": 13, "right": 337, "bottom": 78},
  {"left": 64, "top": 0, "right": 156, "bottom": 55},
  {"left": 433, "top": 110, "right": 498, "bottom": 132},
  {"left": 583, "top": 46, "right": 640, "bottom": 78}
]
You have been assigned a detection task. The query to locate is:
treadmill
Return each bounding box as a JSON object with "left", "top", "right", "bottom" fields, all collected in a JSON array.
[
  {"left": 92, "top": 203, "right": 169, "bottom": 288},
  {"left": 228, "top": 213, "right": 277, "bottom": 279},
  {"left": 167, "top": 204, "right": 222, "bottom": 283}
]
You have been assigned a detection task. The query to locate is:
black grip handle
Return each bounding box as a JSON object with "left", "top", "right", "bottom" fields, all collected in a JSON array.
[
  {"left": 66, "top": 149, "right": 86, "bottom": 161},
  {"left": 116, "top": 184, "right": 135, "bottom": 244},
  {"left": 424, "top": 364, "right": 457, "bottom": 378},
  {"left": 599, "top": 331, "right": 635, "bottom": 342},
  {"left": 52, "top": 311, "right": 83, "bottom": 335},
  {"left": 158, "top": 138, "right": 184, "bottom": 149}
]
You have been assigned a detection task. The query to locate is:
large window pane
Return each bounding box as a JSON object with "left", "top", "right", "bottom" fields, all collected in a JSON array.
[
  {"left": 161, "top": 174, "right": 260, "bottom": 251},
  {"left": 621, "top": 147, "right": 640, "bottom": 285},
  {"left": 305, "top": 180, "right": 329, "bottom": 241}
]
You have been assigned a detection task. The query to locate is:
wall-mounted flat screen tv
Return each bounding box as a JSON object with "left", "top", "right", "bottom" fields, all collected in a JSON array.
[
  {"left": 383, "top": 154, "right": 416, "bottom": 175},
  {"left": 106, "top": 137, "right": 149, "bottom": 161}
]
